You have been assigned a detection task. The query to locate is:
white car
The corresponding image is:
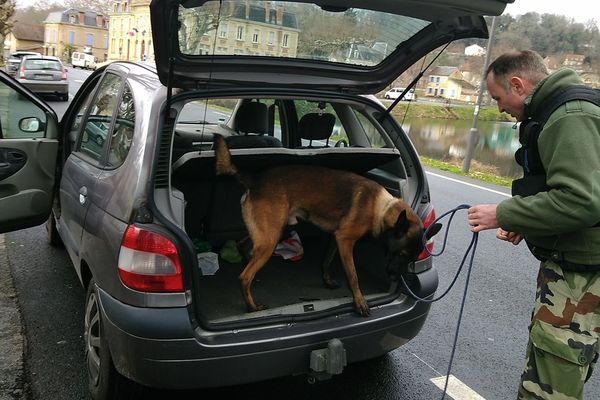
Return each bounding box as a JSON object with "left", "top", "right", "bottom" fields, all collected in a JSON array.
[{"left": 384, "top": 87, "right": 416, "bottom": 101}]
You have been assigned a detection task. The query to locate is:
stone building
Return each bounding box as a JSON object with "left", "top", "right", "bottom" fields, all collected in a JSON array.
[{"left": 43, "top": 9, "right": 109, "bottom": 62}]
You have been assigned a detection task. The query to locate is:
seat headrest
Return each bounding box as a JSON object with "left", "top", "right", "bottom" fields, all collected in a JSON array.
[
  {"left": 235, "top": 102, "right": 268, "bottom": 134},
  {"left": 298, "top": 113, "right": 336, "bottom": 141}
]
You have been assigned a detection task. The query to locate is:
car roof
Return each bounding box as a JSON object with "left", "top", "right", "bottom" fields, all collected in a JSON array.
[{"left": 150, "top": 0, "right": 513, "bottom": 94}]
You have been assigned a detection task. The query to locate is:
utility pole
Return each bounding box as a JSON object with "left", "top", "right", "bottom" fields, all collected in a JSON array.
[{"left": 462, "top": 16, "right": 498, "bottom": 173}]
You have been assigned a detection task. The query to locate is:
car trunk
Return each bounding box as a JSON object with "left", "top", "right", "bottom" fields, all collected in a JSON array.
[{"left": 170, "top": 147, "right": 408, "bottom": 326}]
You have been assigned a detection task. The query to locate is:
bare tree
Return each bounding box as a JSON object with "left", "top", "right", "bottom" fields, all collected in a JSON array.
[{"left": 0, "top": 0, "right": 16, "bottom": 64}]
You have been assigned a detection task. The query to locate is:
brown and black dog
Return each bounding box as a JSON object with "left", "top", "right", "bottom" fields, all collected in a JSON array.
[{"left": 213, "top": 134, "right": 442, "bottom": 316}]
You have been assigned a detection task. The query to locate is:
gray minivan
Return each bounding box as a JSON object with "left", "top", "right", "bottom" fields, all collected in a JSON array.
[{"left": 0, "top": 1, "right": 512, "bottom": 399}]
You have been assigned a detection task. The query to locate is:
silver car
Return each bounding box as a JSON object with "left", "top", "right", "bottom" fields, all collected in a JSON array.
[
  {"left": 0, "top": 1, "right": 512, "bottom": 399},
  {"left": 16, "top": 55, "right": 69, "bottom": 101},
  {"left": 5, "top": 51, "right": 41, "bottom": 77}
]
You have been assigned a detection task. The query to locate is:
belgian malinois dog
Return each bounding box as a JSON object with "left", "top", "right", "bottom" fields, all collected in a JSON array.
[{"left": 213, "top": 134, "right": 441, "bottom": 316}]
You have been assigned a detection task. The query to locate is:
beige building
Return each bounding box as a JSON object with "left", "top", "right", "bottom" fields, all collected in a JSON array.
[
  {"left": 425, "top": 66, "right": 477, "bottom": 102},
  {"left": 108, "top": 1, "right": 299, "bottom": 62},
  {"left": 109, "top": 0, "right": 153, "bottom": 62},
  {"left": 43, "top": 9, "right": 109, "bottom": 62}
]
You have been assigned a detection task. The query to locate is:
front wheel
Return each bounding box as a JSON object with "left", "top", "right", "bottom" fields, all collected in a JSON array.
[{"left": 85, "top": 279, "right": 142, "bottom": 400}]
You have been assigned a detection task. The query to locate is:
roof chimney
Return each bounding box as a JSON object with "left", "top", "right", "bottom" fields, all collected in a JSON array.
[
  {"left": 276, "top": 5, "right": 283, "bottom": 25},
  {"left": 79, "top": 11, "right": 85, "bottom": 25}
]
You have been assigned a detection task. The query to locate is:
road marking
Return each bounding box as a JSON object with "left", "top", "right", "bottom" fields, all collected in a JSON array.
[
  {"left": 74, "top": 80, "right": 86, "bottom": 83},
  {"left": 426, "top": 171, "right": 511, "bottom": 198},
  {"left": 431, "top": 375, "right": 487, "bottom": 400}
]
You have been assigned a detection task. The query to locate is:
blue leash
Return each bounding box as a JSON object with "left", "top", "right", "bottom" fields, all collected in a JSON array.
[{"left": 400, "top": 204, "right": 478, "bottom": 400}]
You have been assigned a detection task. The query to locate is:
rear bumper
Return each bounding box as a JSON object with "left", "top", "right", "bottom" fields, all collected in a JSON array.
[
  {"left": 98, "top": 266, "right": 438, "bottom": 389},
  {"left": 20, "top": 80, "right": 68, "bottom": 95}
]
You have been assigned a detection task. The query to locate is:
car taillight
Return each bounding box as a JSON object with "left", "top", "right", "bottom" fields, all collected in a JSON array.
[
  {"left": 61, "top": 67, "right": 67, "bottom": 80},
  {"left": 19, "top": 65, "right": 26, "bottom": 79},
  {"left": 417, "top": 208, "right": 437, "bottom": 260},
  {"left": 118, "top": 225, "right": 184, "bottom": 292}
]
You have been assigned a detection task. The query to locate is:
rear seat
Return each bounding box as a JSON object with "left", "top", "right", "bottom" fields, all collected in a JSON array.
[{"left": 226, "top": 101, "right": 283, "bottom": 149}]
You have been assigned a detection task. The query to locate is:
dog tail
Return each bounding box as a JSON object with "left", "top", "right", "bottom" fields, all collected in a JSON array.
[{"left": 213, "top": 134, "right": 238, "bottom": 176}]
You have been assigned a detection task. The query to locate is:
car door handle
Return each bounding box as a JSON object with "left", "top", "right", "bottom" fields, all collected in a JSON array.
[{"left": 79, "top": 187, "right": 87, "bottom": 205}]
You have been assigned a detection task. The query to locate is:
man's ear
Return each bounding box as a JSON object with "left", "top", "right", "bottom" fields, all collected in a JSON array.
[
  {"left": 394, "top": 210, "right": 409, "bottom": 235},
  {"left": 509, "top": 76, "right": 528, "bottom": 96},
  {"left": 425, "top": 223, "right": 443, "bottom": 240}
]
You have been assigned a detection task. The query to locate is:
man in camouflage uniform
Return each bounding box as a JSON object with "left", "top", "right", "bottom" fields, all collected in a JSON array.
[{"left": 467, "top": 50, "right": 600, "bottom": 399}]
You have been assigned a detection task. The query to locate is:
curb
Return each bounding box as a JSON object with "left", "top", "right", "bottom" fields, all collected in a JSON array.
[{"left": 0, "top": 234, "right": 27, "bottom": 400}]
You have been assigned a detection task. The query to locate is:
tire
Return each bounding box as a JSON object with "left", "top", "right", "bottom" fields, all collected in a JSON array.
[
  {"left": 85, "top": 279, "right": 142, "bottom": 400},
  {"left": 46, "top": 210, "right": 63, "bottom": 247},
  {"left": 61, "top": 93, "right": 69, "bottom": 102}
]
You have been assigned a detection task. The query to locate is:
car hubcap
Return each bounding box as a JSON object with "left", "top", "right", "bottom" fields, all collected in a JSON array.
[{"left": 85, "top": 291, "right": 101, "bottom": 386}]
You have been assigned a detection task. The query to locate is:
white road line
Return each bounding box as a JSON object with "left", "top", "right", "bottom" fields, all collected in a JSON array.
[
  {"left": 431, "top": 375, "right": 487, "bottom": 400},
  {"left": 426, "top": 171, "right": 511, "bottom": 198},
  {"left": 74, "top": 80, "right": 86, "bottom": 83}
]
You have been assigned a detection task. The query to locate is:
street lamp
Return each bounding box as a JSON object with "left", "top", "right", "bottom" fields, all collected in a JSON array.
[{"left": 462, "top": 16, "right": 498, "bottom": 173}]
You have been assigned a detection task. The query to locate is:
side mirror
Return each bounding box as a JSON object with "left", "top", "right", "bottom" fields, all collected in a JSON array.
[{"left": 19, "top": 117, "right": 45, "bottom": 133}]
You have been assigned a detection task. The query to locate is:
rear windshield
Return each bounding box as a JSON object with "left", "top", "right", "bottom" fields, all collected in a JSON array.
[
  {"left": 23, "top": 59, "right": 62, "bottom": 71},
  {"left": 177, "top": 0, "right": 429, "bottom": 67}
]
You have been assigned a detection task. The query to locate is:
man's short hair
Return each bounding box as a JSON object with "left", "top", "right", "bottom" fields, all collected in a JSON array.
[{"left": 486, "top": 50, "right": 549, "bottom": 91}]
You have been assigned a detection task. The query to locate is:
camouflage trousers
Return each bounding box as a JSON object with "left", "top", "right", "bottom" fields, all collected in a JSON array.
[{"left": 518, "top": 260, "right": 600, "bottom": 400}]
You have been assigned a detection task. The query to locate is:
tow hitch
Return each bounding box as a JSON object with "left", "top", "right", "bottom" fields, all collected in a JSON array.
[{"left": 308, "top": 338, "right": 347, "bottom": 383}]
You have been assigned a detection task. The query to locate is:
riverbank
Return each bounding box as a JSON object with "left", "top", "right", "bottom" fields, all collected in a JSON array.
[
  {"left": 387, "top": 100, "right": 514, "bottom": 122},
  {"left": 421, "top": 156, "right": 513, "bottom": 188}
]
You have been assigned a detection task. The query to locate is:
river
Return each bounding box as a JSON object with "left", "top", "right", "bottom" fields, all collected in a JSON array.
[{"left": 402, "top": 117, "right": 522, "bottom": 178}]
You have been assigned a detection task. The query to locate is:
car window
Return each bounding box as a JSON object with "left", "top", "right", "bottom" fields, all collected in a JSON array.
[
  {"left": 107, "top": 84, "right": 135, "bottom": 167},
  {"left": 23, "top": 59, "right": 62, "bottom": 71},
  {"left": 0, "top": 80, "right": 47, "bottom": 139},
  {"left": 78, "top": 73, "right": 122, "bottom": 162},
  {"left": 353, "top": 109, "right": 385, "bottom": 148}
]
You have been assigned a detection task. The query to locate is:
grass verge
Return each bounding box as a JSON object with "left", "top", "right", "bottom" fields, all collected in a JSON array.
[{"left": 420, "top": 156, "right": 513, "bottom": 188}]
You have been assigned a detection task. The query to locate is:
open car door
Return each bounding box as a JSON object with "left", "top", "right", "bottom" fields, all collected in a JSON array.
[{"left": 0, "top": 70, "right": 59, "bottom": 233}]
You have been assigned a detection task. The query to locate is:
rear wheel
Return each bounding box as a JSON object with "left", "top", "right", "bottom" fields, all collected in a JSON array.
[{"left": 85, "top": 279, "right": 142, "bottom": 400}]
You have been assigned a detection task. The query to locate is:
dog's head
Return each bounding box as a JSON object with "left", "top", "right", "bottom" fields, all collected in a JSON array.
[{"left": 382, "top": 210, "right": 442, "bottom": 280}]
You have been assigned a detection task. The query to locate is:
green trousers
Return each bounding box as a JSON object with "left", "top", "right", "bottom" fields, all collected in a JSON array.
[{"left": 518, "top": 260, "right": 600, "bottom": 400}]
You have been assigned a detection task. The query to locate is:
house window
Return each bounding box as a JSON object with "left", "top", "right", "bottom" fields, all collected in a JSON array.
[
  {"left": 252, "top": 30, "right": 259, "bottom": 43},
  {"left": 282, "top": 33, "right": 289, "bottom": 47},
  {"left": 428, "top": 88, "right": 433, "bottom": 94},
  {"left": 87, "top": 33, "right": 94, "bottom": 47},
  {"left": 69, "top": 31, "right": 75, "bottom": 45},
  {"left": 436, "top": 76, "right": 440, "bottom": 83},
  {"left": 429, "top": 76, "right": 435, "bottom": 82},
  {"left": 69, "top": 14, "right": 76, "bottom": 24},
  {"left": 218, "top": 23, "right": 228, "bottom": 38},
  {"left": 268, "top": 31, "right": 274, "bottom": 45},
  {"left": 440, "top": 89, "right": 445, "bottom": 95},
  {"left": 236, "top": 26, "right": 244, "bottom": 40}
]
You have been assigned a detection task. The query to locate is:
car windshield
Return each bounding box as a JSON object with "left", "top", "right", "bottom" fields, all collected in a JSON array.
[
  {"left": 23, "top": 59, "right": 62, "bottom": 71},
  {"left": 177, "top": 0, "right": 429, "bottom": 67}
]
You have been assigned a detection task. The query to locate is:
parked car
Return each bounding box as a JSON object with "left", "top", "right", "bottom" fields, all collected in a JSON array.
[
  {"left": 71, "top": 51, "right": 97, "bottom": 69},
  {"left": 5, "top": 51, "right": 42, "bottom": 77},
  {"left": 16, "top": 55, "right": 69, "bottom": 101},
  {"left": 384, "top": 87, "right": 416, "bottom": 101},
  {"left": 0, "top": 0, "right": 511, "bottom": 398}
]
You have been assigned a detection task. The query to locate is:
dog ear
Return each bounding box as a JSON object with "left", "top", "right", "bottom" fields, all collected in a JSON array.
[
  {"left": 394, "top": 210, "right": 410, "bottom": 235},
  {"left": 425, "top": 223, "right": 443, "bottom": 240}
]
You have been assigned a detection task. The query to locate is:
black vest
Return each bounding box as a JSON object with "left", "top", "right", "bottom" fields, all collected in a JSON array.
[{"left": 511, "top": 86, "right": 600, "bottom": 197}]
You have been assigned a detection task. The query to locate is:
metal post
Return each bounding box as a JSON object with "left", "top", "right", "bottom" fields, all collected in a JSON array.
[{"left": 462, "top": 16, "right": 498, "bottom": 173}]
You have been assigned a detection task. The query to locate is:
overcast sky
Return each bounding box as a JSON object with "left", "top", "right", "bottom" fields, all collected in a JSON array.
[{"left": 13, "top": 0, "right": 600, "bottom": 25}]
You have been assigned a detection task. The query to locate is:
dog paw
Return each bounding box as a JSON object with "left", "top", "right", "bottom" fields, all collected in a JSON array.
[
  {"left": 249, "top": 304, "right": 268, "bottom": 312},
  {"left": 323, "top": 278, "right": 340, "bottom": 289},
  {"left": 355, "top": 300, "right": 370, "bottom": 317}
]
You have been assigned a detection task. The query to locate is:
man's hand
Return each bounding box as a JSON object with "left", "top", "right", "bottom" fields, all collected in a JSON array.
[
  {"left": 467, "top": 204, "right": 499, "bottom": 232},
  {"left": 496, "top": 228, "right": 524, "bottom": 245}
]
